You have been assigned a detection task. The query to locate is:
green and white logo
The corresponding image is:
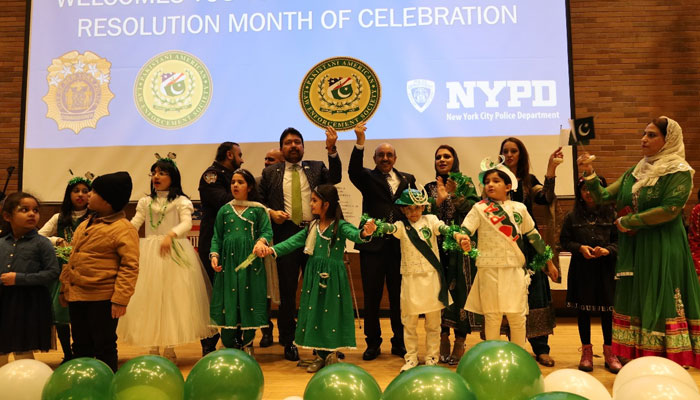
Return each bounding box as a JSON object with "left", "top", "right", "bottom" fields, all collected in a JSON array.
[{"left": 134, "top": 50, "right": 212, "bottom": 129}]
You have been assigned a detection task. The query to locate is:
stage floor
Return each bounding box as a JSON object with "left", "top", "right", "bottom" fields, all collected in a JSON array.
[{"left": 32, "top": 317, "right": 700, "bottom": 399}]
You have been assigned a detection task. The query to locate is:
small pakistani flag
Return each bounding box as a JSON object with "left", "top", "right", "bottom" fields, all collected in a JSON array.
[{"left": 570, "top": 116, "right": 595, "bottom": 145}]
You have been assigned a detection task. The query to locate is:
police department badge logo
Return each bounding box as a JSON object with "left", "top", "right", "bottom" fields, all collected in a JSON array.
[
  {"left": 406, "top": 79, "right": 435, "bottom": 113},
  {"left": 134, "top": 50, "right": 212, "bottom": 129},
  {"left": 300, "top": 57, "right": 380, "bottom": 131},
  {"left": 42, "top": 51, "right": 114, "bottom": 134}
]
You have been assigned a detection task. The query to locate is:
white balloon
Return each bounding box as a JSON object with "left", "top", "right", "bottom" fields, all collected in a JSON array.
[
  {"left": 544, "top": 369, "right": 612, "bottom": 400},
  {"left": 282, "top": 397, "right": 303, "bottom": 400},
  {"left": 614, "top": 375, "right": 700, "bottom": 400},
  {"left": 0, "top": 359, "right": 54, "bottom": 400},
  {"left": 612, "top": 356, "right": 698, "bottom": 396}
]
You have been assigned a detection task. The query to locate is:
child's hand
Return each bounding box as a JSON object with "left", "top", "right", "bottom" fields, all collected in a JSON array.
[
  {"left": 111, "top": 303, "right": 127, "bottom": 319},
  {"left": 592, "top": 246, "right": 610, "bottom": 257},
  {"left": 545, "top": 260, "right": 559, "bottom": 281},
  {"left": 362, "top": 219, "right": 377, "bottom": 237},
  {"left": 0, "top": 272, "right": 16, "bottom": 286},
  {"left": 253, "top": 241, "right": 268, "bottom": 257},
  {"left": 579, "top": 245, "right": 596, "bottom": 259},
  {"left": 211, "top": 256, "right": 222, "bottom": 272},
  {"left": 454, "top": 233, "right": 471, "bottom": 252},
  {"left": 159, "top": 235, "right": 173, "bottom": 257}
]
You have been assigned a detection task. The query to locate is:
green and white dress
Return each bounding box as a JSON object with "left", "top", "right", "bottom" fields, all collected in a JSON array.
[
  {"left": 210, "top": 201, "right": 273, "bottom": 332},
  {"left": 272, "top": 220, "right": 367, "bottom": 351}
]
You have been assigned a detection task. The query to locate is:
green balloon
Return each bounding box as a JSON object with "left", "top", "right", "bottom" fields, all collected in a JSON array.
[
  {"left": 184, "top": 349, "right": 264, "bottom": 400},
  {"left": 528, "top": 392, "right": 588, "bottom": 400},
  {"left": 456, "top": 340, "right": 544, "bottom": 400},
  {"left": 42, "top": 357, "right": 114, "bottom": 400},
  {"left": 304, "top": 363, "right": 381, "bottom": 400},
  {"left": 110, "top": 355, "right": 184, "bottom": 400},
  {"left": 382, "top": 366, "right": 476, "bottom": 400}
]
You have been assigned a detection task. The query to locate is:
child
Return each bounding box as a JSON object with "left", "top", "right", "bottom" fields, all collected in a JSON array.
[
  {"left": 0, "top": 192, "right": 60, "bottom": 366},
  {"left": 560, "top": 177, "right": 621, "bottom": 372},
  {"left": 210, "top": 168, "right": 273, "bottom": 356},
  {"left": 455, "top": 164, "right": 557, "bottom": 350},
  {"left": 377, "top": 188, "right": 452, "bottom": 372},
  {"left": 117, "top": 157, "right": 211, "bottom": 363},
  {"left": 59, "top": 171, "right": 139, "bottom": 372},
  {"left": 39, "top": 176, "right": 92, "bottom": 363},
  {"left": 259, "top": 184, "right": 376, "bottom": 373}
]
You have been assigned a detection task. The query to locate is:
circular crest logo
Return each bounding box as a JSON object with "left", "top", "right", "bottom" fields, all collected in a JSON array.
[
  {"left": 43, "top": 51, "right": 114, "bottom": 134},
  {"left": 299, "top": 57, "right": 380, "bottom": 131},
  {"left": 134, "top": 50, "right": 212, "bottom": 129}
]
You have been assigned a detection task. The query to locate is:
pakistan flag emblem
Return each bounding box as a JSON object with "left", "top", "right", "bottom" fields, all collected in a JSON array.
[{"left": 134, "top": 50, "right": 212, "bottom": 129}]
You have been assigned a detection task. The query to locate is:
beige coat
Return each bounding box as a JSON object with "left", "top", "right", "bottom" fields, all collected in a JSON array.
[{"left": 60, "top": 211, "right": 139, "bottom": 306}]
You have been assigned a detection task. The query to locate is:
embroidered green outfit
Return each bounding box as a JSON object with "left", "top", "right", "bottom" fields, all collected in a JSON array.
[
  {"left": 272, "top": 220, "right": 367, "bottom": 351},
  {"left": 210, "top": 202, "right": 273, "bottom": 346}
]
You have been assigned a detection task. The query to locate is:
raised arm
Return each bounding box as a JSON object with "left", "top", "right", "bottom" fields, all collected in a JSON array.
[{"left": 348, "top": 123, "right": 369, "bottom": 192}]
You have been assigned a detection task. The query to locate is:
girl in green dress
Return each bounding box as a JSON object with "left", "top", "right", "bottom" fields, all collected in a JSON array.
[
  {"left": 259, "top": 184, "right": 376, "bottom": 373},
  {"left": 38, "top": 176, "right": 92, "bottom": 363},
  {"left": 579, "top": 116, "right": 700, "bottom": 367},
  {"left": 210, "top": 169, "right": 273, "bottom": 356}
]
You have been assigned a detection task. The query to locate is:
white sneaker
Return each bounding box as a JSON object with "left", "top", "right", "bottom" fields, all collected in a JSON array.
[
  {"left": 400, "top": 359, "right": 418, "bottom": 373},
  {"left": 425, "top": 357, "right": 438, "bottom": 366}
]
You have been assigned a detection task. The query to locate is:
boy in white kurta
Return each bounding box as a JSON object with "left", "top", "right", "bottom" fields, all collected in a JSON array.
[
  {"left": 455, "top": 166, "right": 557, "bottom": 350},
  {"left": 376, "top": 188, "right": 452, "bottom": 372}
]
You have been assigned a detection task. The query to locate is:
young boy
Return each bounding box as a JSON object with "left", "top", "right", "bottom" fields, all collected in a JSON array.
[
  {"left": 376, "top": 188, "right": 451, "bottom": 372},
  {"left": 60, "top": 171, "right": 139, "bottom": 372}
]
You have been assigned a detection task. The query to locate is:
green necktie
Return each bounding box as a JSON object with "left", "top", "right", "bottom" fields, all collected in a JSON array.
[{"left": 291, "top": 165, "right": 302, "bottom": 225}]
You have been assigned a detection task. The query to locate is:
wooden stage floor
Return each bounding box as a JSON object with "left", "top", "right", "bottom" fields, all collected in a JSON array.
[{"left": 32, "top": 317, "right": 700, "bottom": 399}]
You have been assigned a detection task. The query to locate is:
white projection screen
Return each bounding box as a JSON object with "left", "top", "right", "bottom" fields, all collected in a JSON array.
[{"left": 22, "top": 0, "right": 575, "bottom": 224}]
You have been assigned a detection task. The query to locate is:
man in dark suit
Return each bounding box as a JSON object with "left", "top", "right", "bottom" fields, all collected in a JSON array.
[
  {"left": 259, "top": 126, "right": 340, "bottom": 361},
  {"left": 348, "top": 122, "right": 414, "bottom": 360},
  {"left": 197, "top": 141, "right": 243, "bottom": 355}
]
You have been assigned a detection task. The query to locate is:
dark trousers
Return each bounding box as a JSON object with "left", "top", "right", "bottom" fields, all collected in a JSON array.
[
  {"left": 69, "top": 301, "right": 119, "bottom": 372},
  {"left": 276, "top": 246, "right": 307, "bottom": 346},
  {"left": 529, "top": 335, "right": 550, "bottom": 356},
  {"left": 360, "top": 239, "right": 403, "bottom": 348}
]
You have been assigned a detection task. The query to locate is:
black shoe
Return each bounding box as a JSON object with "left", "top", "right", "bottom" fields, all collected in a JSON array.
[
  {"left": 391, "top": 346, "right": 407, "bottom": 358},
  {"left": 337, "top": 350, "right": 345, "bottom": 360},
  {"left": 362, "top": 345, "right": 381, "bottom": 361},
  {"left": 284, "top": 344, "right": 299, "bottom": 361},
  {"left": 259, "top": 332, "right": 273, "bottom": 348},
  {"left": 201, "top": 333, "right": 220, "bottom": 357}
]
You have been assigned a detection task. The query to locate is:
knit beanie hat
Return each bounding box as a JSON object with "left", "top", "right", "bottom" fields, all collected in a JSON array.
[{"left": 91, "top": 171, "right": 132, "bottom": 212}]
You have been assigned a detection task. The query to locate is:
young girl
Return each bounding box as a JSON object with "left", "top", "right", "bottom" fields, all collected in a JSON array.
[
  {"left": 210, "top": 168, "right": 273, "bottom": 356},
  {"left": 376, "top": 188, "right": 452, "bottom": 372},
  {"left": 39, "top": 176, "right": 92, "bottom": 363},
  {"left": 560, "top": 177, "right": 621, "bottom": 373},
  {"left": 117, "top": 157, "right": 211, "bottom": 363},
  {"left": 260, "top": 184, "right": 376, "bottom": 373},
  {"left": 455, "top": 163, "right": 557, "bottom": 349},
  {"left": 0, "top": 192, "right": 60, "bottom": 365}
]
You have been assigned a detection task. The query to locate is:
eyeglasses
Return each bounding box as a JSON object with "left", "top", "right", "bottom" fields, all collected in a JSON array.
[{"left": 149, "top": 171, "right": 170, "bottom": 177}]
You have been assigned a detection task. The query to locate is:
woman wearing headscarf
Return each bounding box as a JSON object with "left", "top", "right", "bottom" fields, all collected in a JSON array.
[
  {"left": 579, "top": 116, "right": 700, "bottom": 367},
  {"left": 424, "top": 145, "right": 479, "bottom": 365}
]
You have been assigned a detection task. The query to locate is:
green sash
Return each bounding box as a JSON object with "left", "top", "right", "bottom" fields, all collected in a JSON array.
[{"left": 405, "top": 223, "right": 449, "bottom": 307}]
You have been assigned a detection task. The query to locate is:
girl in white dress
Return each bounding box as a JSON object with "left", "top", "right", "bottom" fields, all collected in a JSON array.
[
  {"left": 117, "top": 156, "right": 211, "bottom": 363},
  {"left": 455, "top": 162, "right": 558, "bottom": 349}
]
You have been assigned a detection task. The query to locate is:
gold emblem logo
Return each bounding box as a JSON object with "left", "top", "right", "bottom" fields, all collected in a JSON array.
[
  {"left": 134, "top": 50, "right": 212, "bottom": 129},
  {"left": 42, "top": 51, "right": 114, "bottom": 134},
  {"left": 300, "top": 57, "right": 381, "bottom": 131}
]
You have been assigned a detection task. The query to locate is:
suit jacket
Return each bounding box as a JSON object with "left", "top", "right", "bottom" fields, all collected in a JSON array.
[
  {"left": 348, "top": 145, "right": 415, "bottom": 252},
  {"left": 259, "top": 155, "right": 341, "bottom": 239}
]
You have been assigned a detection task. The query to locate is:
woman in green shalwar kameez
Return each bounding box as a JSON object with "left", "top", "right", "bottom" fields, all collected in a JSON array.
[
  {"left": 261, "top": 184, "right": 376, "bottom": 373},
  {"left": 580, "top": 116, "right": 700, "bottom": 367}
]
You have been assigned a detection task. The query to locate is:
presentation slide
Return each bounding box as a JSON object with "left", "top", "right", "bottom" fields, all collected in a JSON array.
[{"left": 22, "top": 0, "right": 574, "bottom": 204}]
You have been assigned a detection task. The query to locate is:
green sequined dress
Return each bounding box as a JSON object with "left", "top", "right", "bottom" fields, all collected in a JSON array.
[
  {"left": 272, "top": 220, "right": 367, "bottom": 351},
  {"left": 210, "top": 204, "right": 273, "bottom": 330},
  {"left": 587, "top": 169, "right": 700, "bottom": 366}
]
